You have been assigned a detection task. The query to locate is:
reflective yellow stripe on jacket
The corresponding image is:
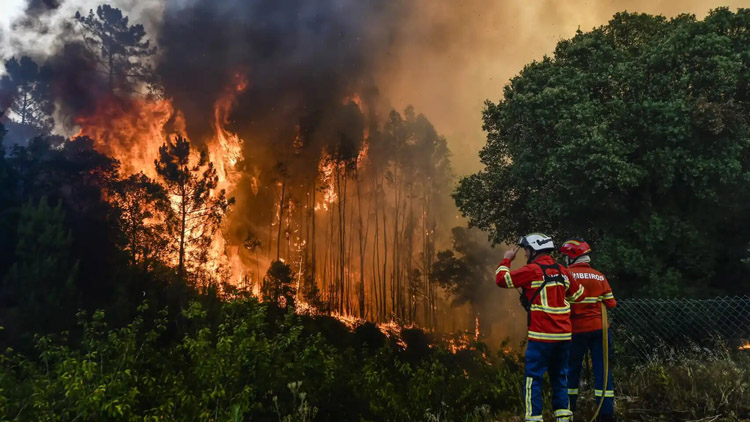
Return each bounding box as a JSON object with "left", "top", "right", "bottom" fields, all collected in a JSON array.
[
  {"left": 495, "top": 265, "right": 513, "bottom": 288},
  {"left": 571, "top": 293, "right": 611, "bottom": 305},
  {"left": 569, "top": 284, "right": 585, "bottom": 301},
  {"left": 528, "top": 331, "right": 572, "bottom": 341},
  {"left": 530, "top": 304, "right": 570, "bottom": 314},
  {"left": 533, "top": 283, "right": 571, "bottom": 314},
  {"left": 530, "top": 280, "right": 566, "bottom": 288}
]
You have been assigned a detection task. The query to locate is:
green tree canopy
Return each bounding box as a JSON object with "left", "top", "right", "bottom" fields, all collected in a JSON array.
[{"left": 455, "top": 9, "right": 750, "bottom": 297}]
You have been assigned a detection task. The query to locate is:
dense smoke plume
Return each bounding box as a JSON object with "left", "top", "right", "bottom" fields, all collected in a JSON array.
[
  {"left": 1, "top": 0, "right": 495, "bottom": 333},
  {"left": 154, "top": 0, "right": 411, "bottom": 265},
  {"left": 1, "top": 0, "right": 745, "bottom": 341},
  {"left": 158, "top": 0, "right": 402, "bottom": 142},
  {"left": 5, "top": 0, "right": 747, "bottom": 172}
]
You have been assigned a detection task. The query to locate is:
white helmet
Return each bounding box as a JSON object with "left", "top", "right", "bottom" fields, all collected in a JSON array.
[{"left": 518, "top": 233, "right": 554, "bottom": 252}]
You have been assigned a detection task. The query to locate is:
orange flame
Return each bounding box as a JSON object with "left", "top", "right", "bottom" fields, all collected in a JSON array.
[
  {"left": 317, "top": 150, "right": 338, "bottom": 210},
  {"left": 75, "top": 97, "right": 173, "bottom": 179},
  {"left": 73, "top": 83, "right": 468, "bottom": 342},
  {"left": 75, "top": 73, "right": 250, "bottom": 284},
  {"left": 209, "top": 72, "right": 247, "bottom": 192},
  {"left": 203, "top": 72, "right": 249, "bottom": 282},
  {"left": 475, "top": 315, "right": 480, "bottom": 340}
]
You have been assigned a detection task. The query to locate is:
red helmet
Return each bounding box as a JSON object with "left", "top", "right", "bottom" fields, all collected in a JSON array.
[{"left": 560, "top": 238, "right": 591, "bottom": 260}]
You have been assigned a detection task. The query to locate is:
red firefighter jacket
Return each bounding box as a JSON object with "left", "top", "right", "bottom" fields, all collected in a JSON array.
[
  {"left": 567, "top": 262, "right": 616, "bottom": 334},
  {"left": 495, "top": 255, "right": 584, "bottom": 342}
]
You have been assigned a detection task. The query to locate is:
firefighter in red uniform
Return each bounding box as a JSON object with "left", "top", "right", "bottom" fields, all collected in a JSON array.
[
  {"left": 560, "top": 239, "right": 617, "bottom": 422},
  {"left": 496, "top": 233, "right": 585, "bottom": 422}
]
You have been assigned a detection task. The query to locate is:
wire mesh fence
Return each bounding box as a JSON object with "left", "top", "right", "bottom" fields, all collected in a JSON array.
[{"left": 610, "top": 296, "right": 750, "bottom": 362}]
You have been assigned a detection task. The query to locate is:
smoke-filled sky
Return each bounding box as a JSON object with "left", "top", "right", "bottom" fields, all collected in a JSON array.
[{"left": 1, "top": 0, "right": 747, "bottom": 174}]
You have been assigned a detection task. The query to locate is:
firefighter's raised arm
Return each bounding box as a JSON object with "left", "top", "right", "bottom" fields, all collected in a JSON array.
[{"left": 495, "top": 246, "right": 535, "bottom": 289}]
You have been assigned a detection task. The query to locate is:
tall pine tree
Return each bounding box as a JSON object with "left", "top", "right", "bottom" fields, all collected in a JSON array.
[
  {"left": 155, "top": 134, "right": 232, "bottom": 279},
  {"left": 75, "top": 5, "right": 156, "bottom": 94},
  {"left": 0, "top": 56, "right": 54, "bottom": 134}
]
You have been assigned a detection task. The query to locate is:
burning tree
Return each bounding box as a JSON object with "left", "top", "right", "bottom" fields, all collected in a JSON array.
[
  {"left": 262, "top": 260, "right": 295, "bottom": 309},
  {"left": 155, "top": 134, "right": 233, "bottom": 279},
  {"left": 243, "top": 231, "right": 263, "bottom": 288},
  {"left": 109, "top": 173, "right": 170, "bottom": 268},
  {"left": 359, "top": 107, "right": 453, "bottom": 326},
  {"left": 0, "top": 1, "right": 476, "bottom": 332}
]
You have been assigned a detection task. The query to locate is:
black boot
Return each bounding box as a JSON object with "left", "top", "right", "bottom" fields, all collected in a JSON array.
[{"left": 596, "top": 415, "right": 616, "bottom": 422}]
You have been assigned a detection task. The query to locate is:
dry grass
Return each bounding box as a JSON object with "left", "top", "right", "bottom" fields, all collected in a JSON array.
[{"left": 582, "top": 343, "right": 750, "bottom": 422}]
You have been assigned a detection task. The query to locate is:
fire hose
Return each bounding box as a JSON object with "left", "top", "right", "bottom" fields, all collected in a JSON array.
[{"left": 588, "top": 301, "right": 609, "bottom": 422}]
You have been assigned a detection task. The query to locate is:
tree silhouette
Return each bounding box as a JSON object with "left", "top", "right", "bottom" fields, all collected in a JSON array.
[
  {"left": 155, "top": 134, "right": 233, "bottom": 279},
  {"left": 75, "top": 5, "right": 156, "bottom": 94},
  {"left": 431, "top": 227, "right": 496, "bottom": 336},
  {"left": 243, "top": 231, "right": 262, "bottom": 287},
  {"left": 0, "top": 56, "right": 54, "bottom": 133},
  {"left": 2, "top": 197, "right": 79, "bottom": 338},
  {"left": 262, "top": 260, "right": 295, "bottom": 309},
  {"left": 0, "top": 121, "right": 15, "bottom": 277},
  {"left": 431, "top": 250, "right": 467, "bottom": 297},
  {"left": 110, "top": 172, "right": 170, "bottom": 268}
]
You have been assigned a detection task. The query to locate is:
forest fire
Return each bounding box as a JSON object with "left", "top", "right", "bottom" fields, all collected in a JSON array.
[
  {"left": 72, "top": 74, "right": 457, "bottom": 333},
  {"left": 0, "top": 0, "right": 492, "bottom": 338},
  {"left": 209, "top": 72, "right": 247, "bottom": 190},
  {"left": 75, "top": 97, "right": 173, "bottom": 178},
  {"left": 317, "top": 153, "right": 339, "bottom": 209},
  {"left": 5, "top": 3, "right": 750, "bottom": 420},
  {"left": 73, "top": 76, "right": 250, "bottom": 285}
]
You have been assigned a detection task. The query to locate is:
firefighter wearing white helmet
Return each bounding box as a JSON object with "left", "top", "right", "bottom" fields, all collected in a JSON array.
[
  {"left": 495, "top": 233, "right": 585, "bottom": 422},
  {"left": 518, "top": 233, "right": 555, "bottom": 262}
]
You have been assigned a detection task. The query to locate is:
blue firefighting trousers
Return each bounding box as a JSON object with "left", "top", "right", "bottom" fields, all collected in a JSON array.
[
  {"left": 524, "top": 340, "right": 573, "bottom": 422},
  {"left": 567, "top": 329, "right": 614, "bottom": 416}
]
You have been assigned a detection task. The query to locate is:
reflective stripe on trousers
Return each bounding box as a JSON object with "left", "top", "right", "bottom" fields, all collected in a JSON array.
[
  {"left": 524, "top": 340, "right": 572, "bottom": 421},
  {"left": 567, "top": 329, "right": 615, "bottom": 416}
]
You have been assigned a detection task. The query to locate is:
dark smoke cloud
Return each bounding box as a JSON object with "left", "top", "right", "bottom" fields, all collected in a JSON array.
[
  {"left": 47, "top": 42, "right": 108, "bottom": 119},
  {"left": 6, "top": 0, "right": 744, "bottom": 340},
  {"left": 157, "top": 0, "right": 408, "bottom": 171},
  {"left": 155, "top": 0, "right": 421, "bottom": 267},
  {"left": 24, "top": 0, "right": 61, "bottom": 15},
  {"left": 0, "top": 0, "right": 99, "bottom": 130}
]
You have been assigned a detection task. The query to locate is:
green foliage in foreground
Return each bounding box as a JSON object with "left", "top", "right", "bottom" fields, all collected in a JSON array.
[
  {"left": 455, "top": 9, "right": 750, "bottom": 298},
  {"left": 1, "top": 295, "right": 748, "bottom": 421},
  {"left": 0, "top": 297, "right": 522, "bottom": 422}
]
